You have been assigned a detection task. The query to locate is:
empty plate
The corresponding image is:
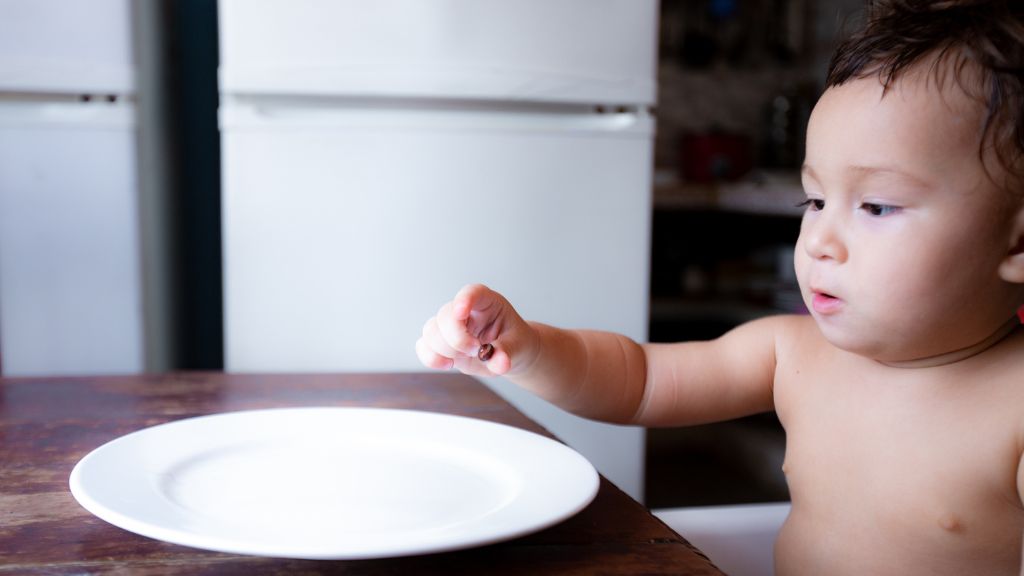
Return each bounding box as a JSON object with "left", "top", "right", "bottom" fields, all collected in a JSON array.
[{"left": 69, "top": 407, "right": 599, "bottom": 559}]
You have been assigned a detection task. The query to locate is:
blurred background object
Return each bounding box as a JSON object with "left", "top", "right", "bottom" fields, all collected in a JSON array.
[
  {"left": 0, "top": 0, "right": 147, "bottom": 376},
  {"left": 0, "top": 0, "right": 222, "bottom": 376},
  {"left": 680, "top": 131, "right": 752, "bottom": 183}
]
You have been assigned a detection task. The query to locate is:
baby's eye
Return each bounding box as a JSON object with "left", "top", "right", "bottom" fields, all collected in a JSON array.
[
  {"left": 795, "top": 198, "right": 825, "bottom": 211},
  {"left": 861, "top": 203, "right": 900, "bottom": 216}
]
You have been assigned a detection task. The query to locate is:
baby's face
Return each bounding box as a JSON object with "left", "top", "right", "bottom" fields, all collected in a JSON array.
[{"left": 795, "top": 68, "right": 1024, "bottom": 362}]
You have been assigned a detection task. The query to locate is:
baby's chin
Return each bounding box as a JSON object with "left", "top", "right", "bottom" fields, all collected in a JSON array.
[
  {"left": 814, "top": 316, "right": 1019, "bottom": 367},
  {"left": 813, "top": 319, "right": 930, "bottom": 363}
]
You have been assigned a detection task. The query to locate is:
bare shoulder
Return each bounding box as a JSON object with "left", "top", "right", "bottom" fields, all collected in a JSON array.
[
  {"left": 725, "top": 313, "right": 822, "bottom": 354},
  {"left": 753, "top": 313, "right": 818, "bottom": 336},
  {"left": 711, "top": 314, "right": 826, "bottom": 382},
  {"left": 702, "top": 314, "right": 827, "bottom": 376}
]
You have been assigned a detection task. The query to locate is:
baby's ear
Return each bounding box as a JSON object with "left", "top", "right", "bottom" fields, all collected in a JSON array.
[{"left": 999, "top": 205, "right": 1024, "bottom": 283}]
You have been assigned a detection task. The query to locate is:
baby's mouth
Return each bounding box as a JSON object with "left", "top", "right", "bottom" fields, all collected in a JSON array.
[{"left": 811, "top": 291, "right": 843, "bottom": 314}]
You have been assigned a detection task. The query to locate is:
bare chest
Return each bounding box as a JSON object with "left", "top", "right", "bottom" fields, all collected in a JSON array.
[{"left": 774, "top": 368, "right": 1024, "bottom": 573}]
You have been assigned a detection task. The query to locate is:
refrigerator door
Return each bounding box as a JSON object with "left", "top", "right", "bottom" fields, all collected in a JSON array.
[
  {"left": 0, "top": 0, "right": 135, "bottom": 94},
  {"left": 221, "top": 99, "right": 652, "bottom": 499},
  {"left": 0, "top": 101, "right": 143, "bottom": 375},
  {"left": 218, "top": 0, "right": 657, "bottom": 105}
]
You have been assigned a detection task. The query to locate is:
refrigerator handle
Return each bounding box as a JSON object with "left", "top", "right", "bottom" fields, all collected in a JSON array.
[{"left": 219, "top": 100, "right": 653, "bottom": 136}]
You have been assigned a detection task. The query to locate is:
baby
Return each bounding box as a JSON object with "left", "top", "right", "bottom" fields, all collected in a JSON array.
[{"left": 416, "top": 0, "right": 1024, "bottom": 573}]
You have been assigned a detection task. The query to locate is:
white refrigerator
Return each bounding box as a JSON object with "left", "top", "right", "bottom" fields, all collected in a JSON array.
[
  {"left": 219, "top": 0, "right": 658, "bottom": 501},
  {"left": 0, "top": 0, "right": 152, "bottom": 376}
]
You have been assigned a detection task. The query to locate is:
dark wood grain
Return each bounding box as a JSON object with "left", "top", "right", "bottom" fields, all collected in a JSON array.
[{"left": 0, "top": 372, "right": 723, "bottom": 574}]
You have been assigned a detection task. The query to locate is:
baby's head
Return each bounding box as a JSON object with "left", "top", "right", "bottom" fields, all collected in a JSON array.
[
  {"left": 795, "top": 0, "right": 1024, "bottom": 363},
  {"left": 828, "top": 0, "right": 1024, "bottom": 191}
]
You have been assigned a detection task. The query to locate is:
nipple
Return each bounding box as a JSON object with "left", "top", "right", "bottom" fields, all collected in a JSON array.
[{"left": 937, "top": 513, "right": 964, "bottom": 533}]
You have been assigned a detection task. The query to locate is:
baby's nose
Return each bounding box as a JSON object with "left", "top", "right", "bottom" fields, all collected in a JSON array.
[{"left": 801, "top": 217, "right": 847, "bottom": 262}]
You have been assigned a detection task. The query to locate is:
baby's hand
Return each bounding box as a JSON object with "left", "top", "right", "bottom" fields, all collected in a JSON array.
[{"left": 416, "top": 284, "right": 529, "bottom": 377}]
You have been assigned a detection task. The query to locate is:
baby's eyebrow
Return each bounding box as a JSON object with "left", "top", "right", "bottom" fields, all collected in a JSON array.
[
  {"left": 846, "top": 164, "right": 934, "bottom": 189},
  {"left": 800, "top": 164, "right": 820, "bottom": 182},
  {"left": 801, "top": 163, "right": 935, "bottom": 191}
]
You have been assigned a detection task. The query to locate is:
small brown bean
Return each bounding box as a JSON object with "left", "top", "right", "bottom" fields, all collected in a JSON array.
[{"left": 477, "top": 343, "right": 495, "bottom": 362}]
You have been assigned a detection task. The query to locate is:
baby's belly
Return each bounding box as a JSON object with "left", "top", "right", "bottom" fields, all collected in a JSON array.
[{"left": 775, "top": 504, "right": 1020, "bottom": 576}]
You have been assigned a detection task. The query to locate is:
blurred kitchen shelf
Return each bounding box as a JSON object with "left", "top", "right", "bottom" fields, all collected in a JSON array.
[
  {"left": 651, "top": 296, "right": 789, "bottom": 325},
  {"left": 645, "top": 413, "right": 789, "bottom": 508},
  {"left": 653, "top": 170, "right": 805, "bottom": 217}
]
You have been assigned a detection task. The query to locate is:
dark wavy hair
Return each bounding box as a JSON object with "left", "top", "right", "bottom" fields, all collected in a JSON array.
[{"left": 827, "top": 0, "right": 1024, "bottom": 186}]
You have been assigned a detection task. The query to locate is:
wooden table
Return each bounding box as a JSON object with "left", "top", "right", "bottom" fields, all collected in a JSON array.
[{"left": 0, "top": 372, "right": 723, "bottom": 574}]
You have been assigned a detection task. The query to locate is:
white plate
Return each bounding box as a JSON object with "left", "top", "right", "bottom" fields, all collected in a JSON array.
[{"left": 70, "top": 407, "right": 599, "bottom": 559}]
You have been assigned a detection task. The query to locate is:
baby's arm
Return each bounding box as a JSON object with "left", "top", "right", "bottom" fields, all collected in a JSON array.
[
  {"left": 512, "top": 317, "right": 781, "bottom": 426},
  {"left": 635, "top": 317, "right": 779, "bottom": 426},
  {"left": 416, "top": 284, "right": 780, "bottom": 427}
]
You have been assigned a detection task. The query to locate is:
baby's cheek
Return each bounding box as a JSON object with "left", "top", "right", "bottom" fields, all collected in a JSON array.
[{"left": 792, "top": 248, "right": 811, "bottom": 289}]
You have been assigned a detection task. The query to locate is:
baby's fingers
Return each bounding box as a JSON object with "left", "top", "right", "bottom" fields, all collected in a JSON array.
[
  {"left": 415, "top": 336, "right": 453, "bottom": 370},
  {"left": 421, "top": 315, "right": 464, "bottom": 358},
  {"left": 437, "top": 301, "right": 480, "bottom": 356},
  {"left": 453, "top": 284, "right": 503, "bottom": 340}
]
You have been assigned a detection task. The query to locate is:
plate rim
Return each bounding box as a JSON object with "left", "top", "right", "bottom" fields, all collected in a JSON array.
[{"left": 69, "top": 406, "right": 600, "bottom": 559}]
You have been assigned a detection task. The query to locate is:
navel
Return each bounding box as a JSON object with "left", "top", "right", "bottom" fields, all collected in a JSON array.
[{"left": 937, "top": 512, "right": 964, "bottom": 533}]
